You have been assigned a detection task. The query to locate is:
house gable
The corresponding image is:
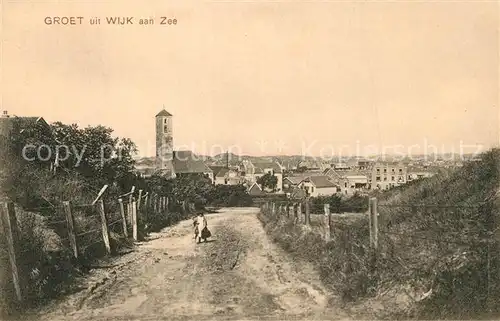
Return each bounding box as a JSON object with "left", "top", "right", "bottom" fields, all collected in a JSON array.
[{"left": 247, "top": 182, "right": 263, "bottom": 195}]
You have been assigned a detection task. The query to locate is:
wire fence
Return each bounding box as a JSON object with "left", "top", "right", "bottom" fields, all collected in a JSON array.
[
  {"left": 0, "top": 187, "right": 198, "bottom": 302},
  {"left": 259, "top": 196, "right": 500, "bottom": 313}
]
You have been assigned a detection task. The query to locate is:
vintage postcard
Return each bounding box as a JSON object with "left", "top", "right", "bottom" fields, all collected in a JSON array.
[{"left": 0, "top": 0, "right": 498, "bottom": 320}]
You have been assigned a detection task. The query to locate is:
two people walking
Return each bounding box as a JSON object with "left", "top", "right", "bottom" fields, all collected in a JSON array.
[{"left": 193, "top": 213, "right": 211, "bottom": 243}]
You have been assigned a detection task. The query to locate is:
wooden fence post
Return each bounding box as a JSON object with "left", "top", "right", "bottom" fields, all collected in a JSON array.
[
  {"left": 132, "top": 200, "right": 138, "bottom": 241},
  {"left": 128, "top": 187, "right": 134, "bottom": 209},
  {"left": 143, "top": 192, "right": 149, "bottom": 210},
  {"left": 63, "top": 201, "right": 79, "bottom": 259},
  {"left": 165, "top": 197, "right": 169, "bottom": 214},
  {"left": 368, "top": 197, "right": 372, "bottom": 247},
  {"left": 305, "top": 197, "right": 310, "bottom": 225},
  {"left": 118, "top": 198, "right": 128, "bottom": 238},
  {"left": 369, "top": 197, "right": 378, "bottom": 249},
  {"left": 345, "top": 228, "right": 353, "bottom": 278},
  {"left": 1, "top": 202, "right": 23, "bottom": 301},
  {"left": 97, "top": 199, "right": 111, "bottom": 255},
  {"left": 126, "top": 200, "right": 132, "bottom": 226},
  {"left": 324, "top": 203, "right": 331, "bottom": 241},
  {"left": 297, "top": 202, "right": 302, "bottom": 223},
  {"left": 143, "top": 193, "right": 149, "bottom": 222},
  {"left": 293, "top": 203, "right": 298, "bottom": 224},
  {"left": 137, "top": 189, "right": 143, "bottom": 211},
  {"left": 328, "top": 205, "right": 333, "bottom": 239}
]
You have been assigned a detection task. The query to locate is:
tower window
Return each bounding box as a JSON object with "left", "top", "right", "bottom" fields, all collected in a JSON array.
[{"left": 164, "top": 119, "right": 167, "bottom": 124}]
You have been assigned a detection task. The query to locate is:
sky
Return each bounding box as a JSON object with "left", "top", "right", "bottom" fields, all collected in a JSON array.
[{"left": 1, "top": 0, "right": 498, "bottom": 158}]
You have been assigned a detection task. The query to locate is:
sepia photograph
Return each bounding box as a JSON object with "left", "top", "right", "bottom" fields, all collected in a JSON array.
[{"left": 0, "top": 0, "right": 498, "bottom": 320}]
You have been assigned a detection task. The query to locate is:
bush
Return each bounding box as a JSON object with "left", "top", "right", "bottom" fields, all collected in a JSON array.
[
  {"left": 309, "top": 192, "right": 369, "bottom": 214},
  {"left": 206, "top": 184, "right": 253, "bottom": 207}
]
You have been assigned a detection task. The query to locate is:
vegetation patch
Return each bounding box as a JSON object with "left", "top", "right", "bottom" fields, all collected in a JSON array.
[
  {"left": 259, "top": 149, "right": 500, "bottom": 319},
  {"left": 0, "top": 118, "right": 253, "bottom": 317}
]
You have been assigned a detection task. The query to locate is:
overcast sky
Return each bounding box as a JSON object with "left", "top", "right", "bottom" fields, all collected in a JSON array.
[{"left": 1, "top": 0, "right": 498, "bottom": 157}]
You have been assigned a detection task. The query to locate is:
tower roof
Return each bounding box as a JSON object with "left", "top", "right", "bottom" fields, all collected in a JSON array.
[{"left": 156, "top": 109, "right": 173, "bottom": 117}]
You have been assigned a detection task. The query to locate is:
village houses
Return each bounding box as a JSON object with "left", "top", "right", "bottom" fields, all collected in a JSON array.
[
  {"left": 210, "top": 166, "right": 244, "bottom": 186},
  {"left": 239, "top": 160, "right": 284, "bottom": 192},
  {"left": 323, "top": 168, "right": 370, "bottom": 195},
  {"left": 297, "top": 175, "right": 338, "bottom": 197}
]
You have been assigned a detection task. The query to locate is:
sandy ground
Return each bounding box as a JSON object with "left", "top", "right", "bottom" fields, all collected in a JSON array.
[{"left": 27, "top": 207, "right": 353, "bottom": 321}]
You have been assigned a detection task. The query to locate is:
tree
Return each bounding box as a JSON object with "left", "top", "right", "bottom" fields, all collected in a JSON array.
[
  {"left": 146, "top": 173, "right": 214, "bottom": 208},
  {"left": 257, "top": 173, "right": 278, "bottom": 192},
  {"left": 206, "top": 184, "right": 253, "bottom": 207},
  {"left": 51, "top": 122, "right": 138, "bottom": 186}
]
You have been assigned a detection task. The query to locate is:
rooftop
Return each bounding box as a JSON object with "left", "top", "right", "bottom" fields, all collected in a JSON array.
[
  {"left": 156, "top": 109, "right": 173, "bottom": 117},
  {"left": 172, "top": 150, "right": 213, "bottom": 174},
  {"left": 0, "top": 115, "right": 50, "bottom": 137},
  {"left": 253, "top": 161, "right": 283, "bottom": 173},
  {"left": 304, "top": 175, "right": 337, "bottom": 188}
]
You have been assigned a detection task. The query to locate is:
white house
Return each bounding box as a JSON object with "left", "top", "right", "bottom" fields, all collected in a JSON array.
[
  {"left": 298, "top": 175, "right": 338, "bottom": 197},
  {"left": 324, "top": 168, "right": 369, "bottom": 195},
  {"left": 341, "top": 173, "right": 369, "bottom": 195},
  {"left": 210, "top": 166, "right": 242, "bottom": 185},
  {"left": 240, "top": 160, "right": 283, "bottom": 193},
  {"left": 407, "top": 166, "right": 439, "bottom": 182},
  {"left": 283, "top": 175, "right": 306, "bottom": 191}
]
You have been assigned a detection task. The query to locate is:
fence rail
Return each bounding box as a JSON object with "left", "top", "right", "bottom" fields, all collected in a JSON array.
[{"left": 0, "top": 186, "right": 197, "bottom": 302}]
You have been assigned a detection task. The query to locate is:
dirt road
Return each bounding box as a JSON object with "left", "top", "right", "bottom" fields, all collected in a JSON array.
[{"left": 30, "top": 207, "right": 351, "bottom": 321}]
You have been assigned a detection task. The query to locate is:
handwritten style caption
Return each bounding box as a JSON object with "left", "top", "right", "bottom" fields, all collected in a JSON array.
[{"left": 44, "top": 16, "right": 177, "bottom": 26}]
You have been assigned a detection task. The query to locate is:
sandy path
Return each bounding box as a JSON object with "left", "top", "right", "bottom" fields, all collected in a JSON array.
[{"left": 30, "top": 207, "right": 350, "bottom": 321}]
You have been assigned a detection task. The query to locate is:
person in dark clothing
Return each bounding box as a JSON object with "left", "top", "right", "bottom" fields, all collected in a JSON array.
[{"left": 199, "top": 213, "right": 211, "bottom": 243}]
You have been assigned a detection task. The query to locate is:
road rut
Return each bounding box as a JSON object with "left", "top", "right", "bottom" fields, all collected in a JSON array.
[{"left": 30, "top": 207, "right": 350, "bottom": 321}]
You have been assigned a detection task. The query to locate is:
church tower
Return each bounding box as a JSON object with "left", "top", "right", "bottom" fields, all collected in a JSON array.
[{"left": 155, "top": 109, "right": 174, "bottom": 172}]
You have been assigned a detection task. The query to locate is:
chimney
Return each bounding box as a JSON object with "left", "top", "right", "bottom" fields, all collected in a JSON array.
[{"left": 1, "top": 110, "right": 9, "bottom": 118}]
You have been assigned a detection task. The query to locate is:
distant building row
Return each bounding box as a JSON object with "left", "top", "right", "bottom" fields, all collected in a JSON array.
[{"left": 281, "top": 161, "right": 440, "bottom": 197}]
